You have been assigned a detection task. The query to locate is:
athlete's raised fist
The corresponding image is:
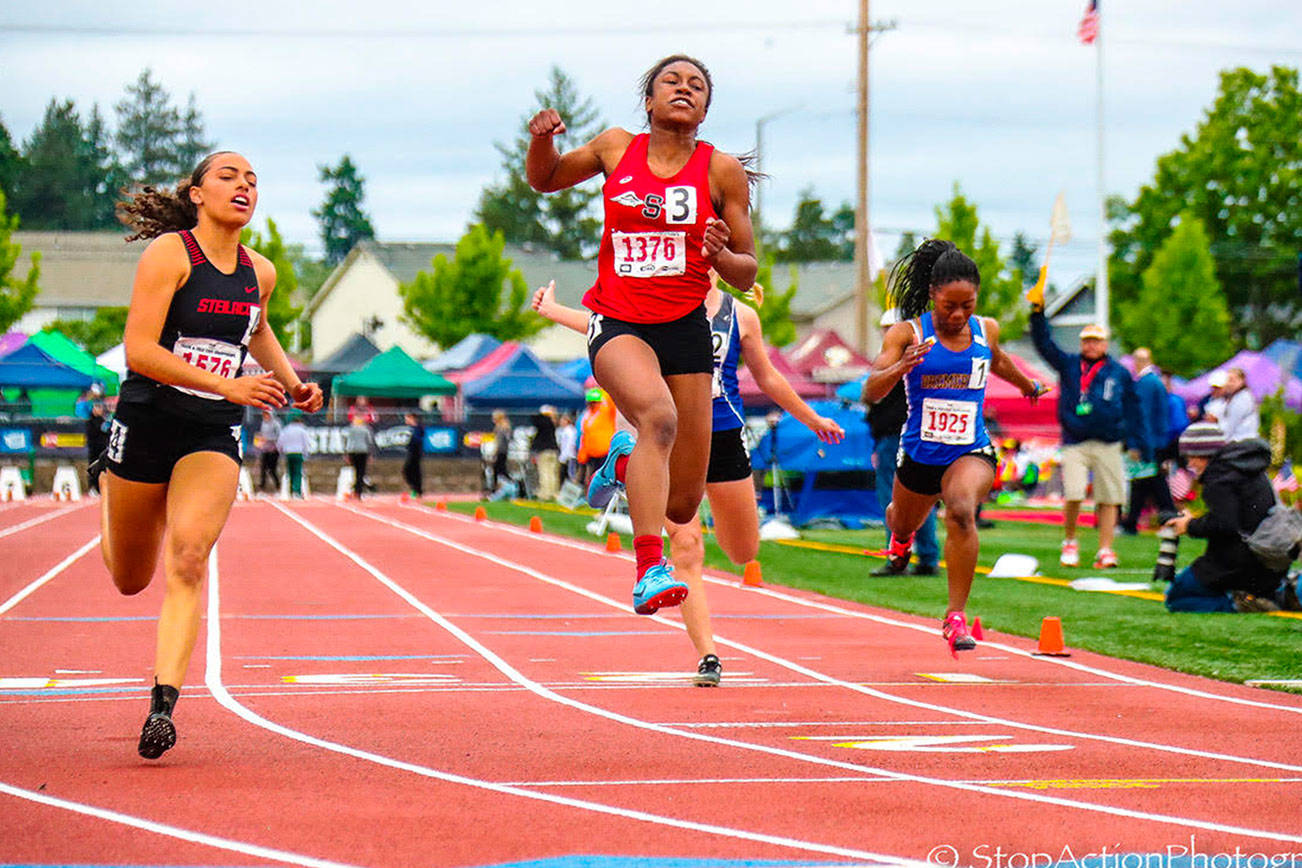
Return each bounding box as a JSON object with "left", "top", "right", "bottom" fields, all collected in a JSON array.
[
  {"left": 531, "top": 280, "right": 558, "bottom": 319},
  {"left": 221, "top": 373, "right": 286, "bottom": 410},
  {"left": 701, "top": 217, "right": 730, "bottom": 260},
  {"left": 528, "top": 109, "right": 567, "bottom": 138},
  {"left": 290, "top": 380, "right": 324, "bottom": 413}
]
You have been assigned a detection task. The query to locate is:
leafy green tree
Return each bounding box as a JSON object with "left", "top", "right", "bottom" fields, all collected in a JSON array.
[
  {"left": 43, "top": 307, "right": 127, "bottom": 356},
  {"left": 0, "top": 189, "right": 40, "bottom": 333},
  {"left": 1117, "top": 215, "right": 1231, "bottom": 378},
  {"left": 476, "top": 66, "right": 604, "bottom": 259},
  {"left": 0, "top": 116, "right": 21, "bottom": 201},
  {"left": 399, "top": 224, "right": 546, "bottom": 347},
  {"left": 724, "top": 252, "right": 797, "bottom": 347},
  {"left": 775, "top": 188, "right": 853, "bottom": 262},
  {"left": 933, "top": 183, "right": 1026, "bottom": 338},
  {"left": 1109, "top": 65, "right": 1302, "bottom": 346},
  {"left": 313, "top": 154, "right": 376, "bottom": 266},
  {"left": 10, "top": 100, "right": 121, "bottom": 230},
  {"left": 114, "top": 69, "right": 209, "bottom": 188},
  {"left": 241, "top": 218, "right": 303, "bottom": 345}
]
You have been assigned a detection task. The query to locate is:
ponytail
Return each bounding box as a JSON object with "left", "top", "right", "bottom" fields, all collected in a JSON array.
[
  {"left": 886, "top": 238, "right": 980, "bottom": 321},
  {"left": 117, "top": 151, "right": 231, "bottom": 242}
]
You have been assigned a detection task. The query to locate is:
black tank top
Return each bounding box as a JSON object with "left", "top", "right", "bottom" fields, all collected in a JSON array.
[{"left": 119, "top": 229, "right": 262, "bottom": 426}]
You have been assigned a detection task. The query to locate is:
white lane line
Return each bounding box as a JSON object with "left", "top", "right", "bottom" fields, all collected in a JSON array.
[
  {"left": 0, "top": 536, "right": 101, "bottom": 616},
  {"left": 205, "top": 538, "right": 921, "bottom": 867},
  {"left": 0, "top": 502, "right": 87, "bottom": 540},
  {"left": 353, "top": 504, "right": 1302, "bottom": 776},
  {"left": 417, "top": 504, "right": 1302, "bottom": 716},
  {"left": 0, "top": 781, "right": 359, "bottom": 868},
  {"left": 293, "top": 502, "right": 1302, "bottom": 844}
]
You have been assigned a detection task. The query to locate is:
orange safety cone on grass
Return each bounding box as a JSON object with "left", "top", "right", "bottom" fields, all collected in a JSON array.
[
  {"left": 474, "top": 505, "right": 487, "bottom": 521},
  {"left": 742, "top": 561, "right": 763, "bottom": 587},
  {"left": 435, "top": 500, "right": 448, "bottom": 512},
  {"left": 1032, "top": 616, "right": 1070, "bottom": 656},
  {"left": 529, "top": 515, "right": 543, "bottom": 533},
  {"left": 605, "top": 532, "right": 622, "bottom": 553}
]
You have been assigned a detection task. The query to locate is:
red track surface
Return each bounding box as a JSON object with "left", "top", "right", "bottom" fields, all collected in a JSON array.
[{"left": 2, "top": 495, "right": 1301, "bottom": 867}]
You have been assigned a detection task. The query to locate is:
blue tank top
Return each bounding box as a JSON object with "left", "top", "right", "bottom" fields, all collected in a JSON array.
[
  {"left": 901, "top": 314, "right": 992, "bottom": 465},
  {"left": 709, "top": 293, "right": 745, "bottom": 431}
]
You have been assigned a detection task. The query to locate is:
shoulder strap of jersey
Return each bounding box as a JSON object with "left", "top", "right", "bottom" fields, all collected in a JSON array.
[
  {"left": 237, "top": 245, "right": 253, "bottom": 268},
  {"left": 970, "top": 315, "right": 985, "bottom": 339},
  {"left": 909, "top": 316, "right": 926, "bottom": 343},
  {"left": 178, "top": 230, "right": 206, "bottom": 267}
]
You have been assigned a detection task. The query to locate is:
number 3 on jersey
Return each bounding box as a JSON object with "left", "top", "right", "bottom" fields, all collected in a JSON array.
[{"left": 664, "top": 185, "right": 696, "bottom": 225}]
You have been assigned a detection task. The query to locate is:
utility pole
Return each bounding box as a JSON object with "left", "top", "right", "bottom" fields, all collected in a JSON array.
[{"left": 852, "top": 4, "right": 896, "bottom": 354}]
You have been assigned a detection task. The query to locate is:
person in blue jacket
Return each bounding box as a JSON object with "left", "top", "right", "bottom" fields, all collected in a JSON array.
[
  {"left": 1029, "top": 308, "right": 1141, "bottom": 569},
  {"left": 1121, "top": 347, "right": 1177, "bottom": 534}
]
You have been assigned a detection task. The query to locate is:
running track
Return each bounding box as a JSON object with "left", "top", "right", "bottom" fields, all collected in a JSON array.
[{"left": 2, "top": 495, "right": 1300, "bottom": 868}]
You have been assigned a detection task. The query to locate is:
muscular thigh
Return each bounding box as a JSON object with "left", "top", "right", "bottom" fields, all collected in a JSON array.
[
  {"left": 164, "top": 452, "right": 240, "bottom": 559},
  {"left": 101, "top": 471, "right": 168, "bottom": 591},
  {"left": 706, "top": 476, "right": 760, "bottom": 565},
  {"left": 665, "top": 373, "right": 712, "bottom": 504},
  {"left": 592, "top": 336, "right": 674, "bottom": 429}
]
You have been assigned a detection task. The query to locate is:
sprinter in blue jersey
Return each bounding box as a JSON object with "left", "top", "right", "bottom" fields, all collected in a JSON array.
[{"left": 864, "top": 240, "right": 1048, "bottom": 655}]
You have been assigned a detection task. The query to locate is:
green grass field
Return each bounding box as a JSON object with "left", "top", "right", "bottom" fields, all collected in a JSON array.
[{"left": 438, "top": 499, "right": 1302, "bottom": 692}]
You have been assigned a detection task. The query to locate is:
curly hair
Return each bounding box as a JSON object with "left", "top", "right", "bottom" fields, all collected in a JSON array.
[
  {"left": 117, "top": 151, "right": 233, "bottom": 242},
  {"left": 886, "top": 238, "right": 981, "bottom": 321}
]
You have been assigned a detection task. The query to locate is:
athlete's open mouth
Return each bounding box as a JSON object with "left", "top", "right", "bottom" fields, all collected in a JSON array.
[
  {"left": 232, "top": 196, "right": 250, "bottom": 207},
  {"left": 670, "top": 97, "right": 693, "bottom": 108}
]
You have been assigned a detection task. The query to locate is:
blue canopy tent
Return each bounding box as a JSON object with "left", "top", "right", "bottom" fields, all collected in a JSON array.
[
  {"left": 551, "top": 356, "right": 592, "bottom": 384},
  {"left": 460, "top": 343, "right": 586, "bottom": 410},
  {"left": 752, "top": 399, "right": 881, "bottom": 528},
  {"left": 425, "top": 333, "right": 502, "bottom": 374},
  {"left": 0, "top": 342, "right": 97, "bottom": 390}
]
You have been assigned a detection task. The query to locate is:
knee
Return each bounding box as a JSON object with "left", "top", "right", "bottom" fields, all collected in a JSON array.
[
  {"left": 944, "top": 501, "right": 978, "bottom": 533},
  {"left": 638, "top": 406, "right": 678, "bottom": 452},
  {"left": 667, "top": 525, "right": 704, "bottom": 567},
  {"left": 721, "top": 537, "right": 759, "bottom": 566},
  {"left": 166, "top": 539, "right": 210, "bottom": 588},
  {"left": 666, "top": 491, "right": 703, "bottom": 525}
]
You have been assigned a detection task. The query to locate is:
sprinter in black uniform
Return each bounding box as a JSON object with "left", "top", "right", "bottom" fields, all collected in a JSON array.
[{"left": 108, "top": 151, "right": 323, "bottom": 759}]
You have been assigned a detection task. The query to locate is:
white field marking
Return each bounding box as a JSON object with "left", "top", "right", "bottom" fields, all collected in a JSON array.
[
  {"left": 354, "top": 504, "right": 1302, "bottom": 776},
  {"left": 0, "top": 536, "right": 101, "bottom": 616},
  {"left": 416, "top": 503, "right": 1302, "bottom": 716},
  {"left": 0, "top": 502, "right": 86, "bottom": 540},
  {"left": 202, "top": 545, "right": 924, "bottom": 867},
  {"left": 793, "top": 735, "right": 1075, "bottom": 754},
  {"left": 0, "top": 781, "right": 360, "bottom": 868},
  {"left": 301, "top": 503, "right": 1302, "bottom": 844}
]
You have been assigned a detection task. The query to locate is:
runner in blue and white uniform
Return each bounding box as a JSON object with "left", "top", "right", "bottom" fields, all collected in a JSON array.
[
  {"left": 532, "top": 274, "right": 843, "bottom": 683},
  {"left": 864, "top": 239, "right": 1048, "bottom": 655}
]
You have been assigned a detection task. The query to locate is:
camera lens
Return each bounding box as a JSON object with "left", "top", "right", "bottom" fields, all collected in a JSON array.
[{"left": 1153, "top": 526, "right": 1180, "bottom": 583}]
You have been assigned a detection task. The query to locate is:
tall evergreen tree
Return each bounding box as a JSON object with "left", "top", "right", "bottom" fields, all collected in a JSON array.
[
  {"left": 475, "top": 67, "right": 603, "bottom": 259},
  {"left": 0, "top": 116, "right": 21, "bottom": 201},
  {"left": 1009, "top": 232, "right": 1038, "bottom": 287},
  {"left": 400, "top": 224, "right": 546, "bottom": 347},
  {"left": 241, "top": 218, "right": 303, "bottom": 345},
  {"left": 11, "top": 100, "right": 120, "bottom": 230},
  {"left": 175, "top": 94, "right": 212, "bottom": 172},
  {"left": 0, "top": 189, "right": 40, "bottom": 334},
  {"left": 115, "top": 69, "right": 184, "bottom": 188},
  {"left": 933, "top": 184, "right": 1026, "bottom": 338},
  {"left": 774, "top": 188, "right": 854, "bottom": 262},
  {"left": 312, "top": 154, "right": 376, "bottom": 266}
]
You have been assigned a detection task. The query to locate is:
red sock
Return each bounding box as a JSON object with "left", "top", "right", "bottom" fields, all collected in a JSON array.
[
  {"left": 888, "top": 532, "right": 914, "bottom": 558},
  {"left": 614, "top": 454, "right": 630, "bottom": 483},
  {"left": 634, "top": 535, "right": 663, "bottom": 579}
]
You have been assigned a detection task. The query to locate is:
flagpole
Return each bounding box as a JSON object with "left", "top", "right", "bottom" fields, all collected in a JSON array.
[{"left": 1095, "top": 6, "right": 1109, "bottom": 332}]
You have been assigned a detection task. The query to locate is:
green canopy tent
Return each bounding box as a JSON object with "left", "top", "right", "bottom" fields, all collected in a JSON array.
[
  {"left": 23, "top": 330, "right": 121, "bottom": 417},
  {"left": 331, "top": 346, "right": 456, "bottom": 399}
]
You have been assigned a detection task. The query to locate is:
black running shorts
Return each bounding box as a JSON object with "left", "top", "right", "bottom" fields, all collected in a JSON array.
[
  {"left": 896, "top": 443, "right": 997, "bottom": 497},
  {"left": 586, "top": 307, "right": 713, "bottom": 377},
  {"left": 105, "top": 400, "right": 243, "bottom": 484},
  {"left": 706, "top": 426, "right": 753, "bottom": 483}
]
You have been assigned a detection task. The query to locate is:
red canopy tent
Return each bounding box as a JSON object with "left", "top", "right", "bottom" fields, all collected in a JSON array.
[
  {"left": 984, "top": 352, "right": 1059, "bottom": 443},
  {"left": 738, "top": 345, "right": 827, "bottom": 409},
  {"left": 785, "top": 329, "right": 873, "bottom": 383}
]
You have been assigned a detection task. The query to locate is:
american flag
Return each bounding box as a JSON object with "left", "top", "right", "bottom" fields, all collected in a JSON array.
[
  {"left": 1169, "top": 466, "right": 1197, "bottom": 502},
  {"left": 1078, "top": 0, "right": 1100, "bottom": 45},
  {"left": 1274, "top": 460, "right": 1299, "bottom": 494}
]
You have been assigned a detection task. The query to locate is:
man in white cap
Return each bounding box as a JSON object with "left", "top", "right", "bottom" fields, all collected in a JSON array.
[{"left": 1030, "top": 308, "right": 1142, "bottom": 569}]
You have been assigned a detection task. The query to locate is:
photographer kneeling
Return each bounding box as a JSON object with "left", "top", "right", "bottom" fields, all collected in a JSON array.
[{"left": 1162, "top": 422, "right": 1296, "bottom": 613}]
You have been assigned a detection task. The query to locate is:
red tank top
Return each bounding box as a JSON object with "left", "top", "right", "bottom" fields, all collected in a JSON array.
[{"left": 583, "top": 133, "right": 717, "bottom": 323}]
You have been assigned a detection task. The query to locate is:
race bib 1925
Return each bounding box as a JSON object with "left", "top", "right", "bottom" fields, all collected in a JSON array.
[
  {"left": 612, "top": 231, "right": 686, "bottom": 278},
  {"left": 920, "top": 397, "right": 978, "bottom": 445}
]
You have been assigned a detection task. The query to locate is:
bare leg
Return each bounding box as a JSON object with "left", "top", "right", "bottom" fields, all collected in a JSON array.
[
  {"left": 885, "top": 475, "right": 942, "bottom": 543},
  {"left": 1063, "top": 500, "right": 1081, "bottom": 541},
  {"left": 662, "top": 373, "right": 712, "bottom": 524},
  {"left": 101, "top": 471, "right": 168, "bottom": 595},
  {"left": 938, "top": 456, "right": 996, "bottom": 615},
  {"left": 666, "top": 513, "right": 715, "bottom": 658},
  {"left": 1096, "top": 503, "right": 1118, "bottom": 550},
  {"left": 706, "top": 477, "right": 761, "bottom": 566}
]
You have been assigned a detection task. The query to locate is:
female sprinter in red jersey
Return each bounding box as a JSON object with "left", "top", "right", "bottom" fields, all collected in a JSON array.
[
  {"left": 108, "top": 152, "right": 323, "bottom": 758},
  {"left": 526, "top": 55, "right": 757, "bottom": 615}
]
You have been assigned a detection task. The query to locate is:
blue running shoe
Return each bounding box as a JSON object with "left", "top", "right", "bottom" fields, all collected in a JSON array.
[
  {"left": 632, "top": 561, "right": 689, "bottom": 615},
  {"left": 588, "top": 430, "right": 635, "bottom": 509}
]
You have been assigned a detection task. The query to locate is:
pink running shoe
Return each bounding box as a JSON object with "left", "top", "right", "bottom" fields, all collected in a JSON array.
[
  {"left": 1093, "top": 547, "right": 1119, "bottom": 569},
  {"left": 942, "top": 611, "right": 977, "bottom": 657},
  {"left": 1059, "top": 539, "right": 1080, "bottom": 567}
]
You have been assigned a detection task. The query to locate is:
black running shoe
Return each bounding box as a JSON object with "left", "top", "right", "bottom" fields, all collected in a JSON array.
[
  {"left": 871, "top": 558, "right": 909, "bottom": 577},
  {"left": 138, "top": 712, "right": 176, "bottom": 759},
  {"left": 693, "top": 654, "right": 722, "bottom": 687},
  {"left": 87, "top": 450, "right": 107, "bottom": 491}
]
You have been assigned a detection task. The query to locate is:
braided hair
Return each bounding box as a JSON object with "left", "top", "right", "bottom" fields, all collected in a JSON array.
[
  {"left": 886, "top": 238, "right": 981, "bottom": 321},
  {"left": 117, "top": 151, "right": 232, "bottom": 242}
]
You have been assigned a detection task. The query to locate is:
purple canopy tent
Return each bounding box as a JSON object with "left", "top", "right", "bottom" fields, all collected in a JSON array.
[{"left": 1174, "top": 351, "right": 1302, "bottom": 412}]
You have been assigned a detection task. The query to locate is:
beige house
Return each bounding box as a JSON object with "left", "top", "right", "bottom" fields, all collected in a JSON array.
[{"left": 10, "top": 231, "right": 139, "bottom": 332}]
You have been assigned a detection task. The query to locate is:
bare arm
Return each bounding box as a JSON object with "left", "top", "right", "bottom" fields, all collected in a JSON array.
[
  {"left": 704, "top": 152, "right": 757, "bottom": 291},
  {"left": 862, "top": 321, "right": 931, "bottom": 404},
  {"left": 737, "top": 304, "right": 843, "bottom": 443},
  {"left": 985, "top": 317, "right": 1048, "bottom": 399},
  {"left": 530, "top": 281, "right": 589, "bottom": 334},
  {"left": 245, "top": 252, "right": 323, "bottom": 412},
  {"left": 525, "top": 111, "right": 629, "bottom": 192},
  {"left": 123, "top": 235, "right": 286, "bottom": 410}
]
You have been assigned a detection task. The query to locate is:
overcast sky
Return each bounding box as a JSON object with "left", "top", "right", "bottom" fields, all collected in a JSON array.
[{"left": 3, "top": 1, "right": 1300, "bottom": 287}]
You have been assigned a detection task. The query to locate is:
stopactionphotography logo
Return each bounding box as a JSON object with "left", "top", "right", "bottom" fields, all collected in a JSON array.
[{"left": 924, "top": 839, "right": 1302, "bottom": 868}]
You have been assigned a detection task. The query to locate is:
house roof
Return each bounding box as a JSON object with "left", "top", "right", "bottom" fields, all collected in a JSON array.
[
  {"left": 12, "top": 231, "right": 140, "bottom": 308},
  {"left": 311, "top": 332, "right": 382, "bottom": 372}
]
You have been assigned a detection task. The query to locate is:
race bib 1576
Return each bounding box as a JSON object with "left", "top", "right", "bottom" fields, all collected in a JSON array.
[{"left": 173, "top": 336, "right": 241, "bottom": 401}]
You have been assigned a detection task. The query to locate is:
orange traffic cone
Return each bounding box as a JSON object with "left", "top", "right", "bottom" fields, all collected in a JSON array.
[
  {"left": 1032, "top": 616, "right": 1070, "bottom": 656},
  {"left": 971, "top": 617, "right": 984, "bottom": 641},
  {"left": 742, "top": 561, "right": 763, "bottom": 587},
  {"left": 529, "top": 515, "right": 543, "bottom": 533},
  {"left": 473, "top": 505, "right": 487, "bottom": 521},
  {"left": 435, "top": 500, "right": 448, "bottom": 512},
  {"left": 401, "top": 492, "right": 411, "bottom": 503},
  {"left": 605, "top": 532, "right": 622, "bottom": 553}
]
